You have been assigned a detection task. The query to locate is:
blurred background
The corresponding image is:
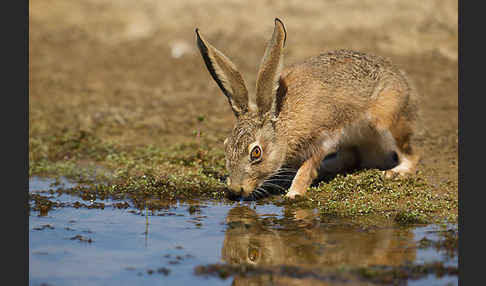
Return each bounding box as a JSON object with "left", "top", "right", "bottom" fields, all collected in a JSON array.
[{"left": 29, "top": 0, "right": 458, "bottom": 185}]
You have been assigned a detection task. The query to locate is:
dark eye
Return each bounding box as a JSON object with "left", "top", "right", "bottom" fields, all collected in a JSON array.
[{"left": 250, "top": 146, "right": 262, "bottom": 161}]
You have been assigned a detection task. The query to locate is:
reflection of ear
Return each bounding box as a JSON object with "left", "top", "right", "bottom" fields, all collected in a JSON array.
[
  {"left": 255, "top": 18, "right": 286, "bottom": 118},
  {"left": 196, "top": 29, "right": 249, "bottom": 117}
]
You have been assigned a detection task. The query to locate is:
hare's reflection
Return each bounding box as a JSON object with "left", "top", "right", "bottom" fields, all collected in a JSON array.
[{"left": 222, "top": 206, "right": 416, "bottom": 269}]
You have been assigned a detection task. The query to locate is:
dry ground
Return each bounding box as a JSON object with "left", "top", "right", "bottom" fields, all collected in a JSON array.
[{"left": 29, "top": 0, "right": 458, "bottom": 222}]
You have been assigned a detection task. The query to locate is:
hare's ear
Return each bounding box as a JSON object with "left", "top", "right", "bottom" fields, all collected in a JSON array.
[
  {"left": 255, "top": 18, "right": 286, "bottom": 118},
  {"left": 196, "top": 29, "right": 249, "bottom": 117}
]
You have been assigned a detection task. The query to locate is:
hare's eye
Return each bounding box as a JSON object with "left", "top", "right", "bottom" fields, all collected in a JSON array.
[
  {"left": 250, "top": 146, "right": 262, "bottom": 161},
  {"left": 248, "top": 246, "right": 259, "bottom": 262}
]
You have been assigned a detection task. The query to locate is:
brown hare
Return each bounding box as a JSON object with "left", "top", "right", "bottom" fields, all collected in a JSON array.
[{"left": 195, "top": 18, "right": 419, "bottom": 200}]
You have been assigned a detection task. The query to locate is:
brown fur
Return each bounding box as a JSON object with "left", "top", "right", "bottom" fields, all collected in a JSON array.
[{"left": 196, "top": 19, "right": 419, "bottom": 199}]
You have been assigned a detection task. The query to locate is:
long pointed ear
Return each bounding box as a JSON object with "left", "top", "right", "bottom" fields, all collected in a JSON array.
[
  {"left": 255, "top": 18, "right": 286, "bottom": 118},
  {"left": 196, "top": 29, "right": 249, "bottom": 117}
]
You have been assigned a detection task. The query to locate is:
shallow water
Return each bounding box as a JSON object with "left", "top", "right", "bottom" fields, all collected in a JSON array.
[{"left": 29, "top": 177, "right": 457, "bottom": 286}]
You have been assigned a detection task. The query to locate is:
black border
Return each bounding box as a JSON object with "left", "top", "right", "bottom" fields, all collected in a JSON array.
[
  {"left": 459, "top": 1, "right": 475, "bottom": 285},
  {"left": 6, "top": 0, "right": 29, "bottom": 284},
  {"left": 458, "top": 0, "right": 461, "bottom": 282},
  {"left": 22, "top": 2, "right": 464, "bottom": 286}
]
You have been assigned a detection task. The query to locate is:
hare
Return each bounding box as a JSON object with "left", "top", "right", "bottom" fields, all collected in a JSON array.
[{"left": 195, "top": 18, "right": 419, "bottom": 199}]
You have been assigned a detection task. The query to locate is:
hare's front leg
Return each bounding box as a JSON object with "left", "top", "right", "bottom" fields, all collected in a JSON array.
[{"left": 285, "top": 151, "right": 327, "bottom": 199}]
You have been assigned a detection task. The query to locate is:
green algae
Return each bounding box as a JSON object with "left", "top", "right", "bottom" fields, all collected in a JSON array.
[{"left": 306, "top": 169, "right": 457, "bottom": 224}]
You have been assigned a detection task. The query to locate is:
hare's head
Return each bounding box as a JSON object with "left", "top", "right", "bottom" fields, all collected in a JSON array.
[{"left": 196, "top": 19, "right": 288, "bottom": 198}]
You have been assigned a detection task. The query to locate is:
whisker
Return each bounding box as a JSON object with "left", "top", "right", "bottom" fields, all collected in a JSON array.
[
  {"left": 276, "top": 167, "right": 298, "bottom": 172},
  {"left": 261, "top": 186, "right": 272, "bottom": 195},
  {"left": 267, "top": 174, "right": 294, "bottom": 181},
  {"left": 277, "top": 166, "right": 297, "bottom": 170},
  {"left": 273, "top": 173, "right": 297, "bottom": 179},
  {"left": 255, "top": 186, "right": 265, "bottom": 193},
  {"left": 264, "top": 182, "right": 292, "bottom": 189},
  {"left": 269, "top": 174, "right": 295, "bottom": 179},
  {"left": 244, "top": 192, "right": 255, "bottom": 201},
  {"left": 259, "top": 187, "right": 272, "bottom": 197},
  {"left": 265, "top": 178, "right": 293, "bottom": 183},
  {"left": 242, "top": 168, "right": 298, "bottom": 201},
  {"left": 258, "top": 186, "right": 272, "bottom": 196},
  {"left": 261, "top": 186, "right": 284, "bottom": 196},
  {"left": 261, "top": 182, "right": 286, "bottom": 192},
  {"left": 273, "top": 171, "right": 297, "bottom": 176},
  {"left": 260, "top": 188, "right": 270, "bottom": 196},
  {"left": 253, "top": 189, "right": 265, "bottom": 199}
]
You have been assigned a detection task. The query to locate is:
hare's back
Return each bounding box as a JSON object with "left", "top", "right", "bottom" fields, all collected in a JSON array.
[{"left": 282, "top": 49, "right": 407, "bottom": 100}]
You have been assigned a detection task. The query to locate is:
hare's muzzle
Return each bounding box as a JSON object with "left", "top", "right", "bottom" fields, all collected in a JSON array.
[
  {"left": 227, "top": 177, "right": 254, "bottom": 197},
  {"left": 227, "top": 183, "right": 244, "bottom": 196}
]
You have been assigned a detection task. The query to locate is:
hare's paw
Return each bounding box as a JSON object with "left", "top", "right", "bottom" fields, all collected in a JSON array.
[
  {"left": 284, "top": 190, "right": 298, "bottom": 199},
  {"left": 284, "top": 187, "right": 305, "bottom": 199},
  {"left": 382, "top": 170, "right": 400, "bottom": 179},
  {"left": 382, "top": 154, "right": 418, "bottom": 179},
  {"left": 382, "top": 169, "right": 410, "bottom": 179}
]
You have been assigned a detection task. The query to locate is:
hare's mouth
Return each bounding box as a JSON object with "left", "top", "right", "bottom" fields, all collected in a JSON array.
[{"left": 243, "top": 168, "right": 297, "bottom": 201}]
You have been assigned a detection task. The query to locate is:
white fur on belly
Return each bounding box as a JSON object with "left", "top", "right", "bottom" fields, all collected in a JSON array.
[{"left": 318, "top": 123, "right": 399, "bottom": 170}]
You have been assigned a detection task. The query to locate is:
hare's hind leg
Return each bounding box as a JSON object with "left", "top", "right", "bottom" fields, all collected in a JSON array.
[
  {"left": 366, "top": 85, "right": 420, "bottom": 178},
  {"left": 357, "top": 127, "right": 418, "bottom": 178},
  {"left": 383, "top": 118, "right": 420, "bottom": 178},
  {"left": 357, "top": 130, "right": 400, "bottom": 171}
]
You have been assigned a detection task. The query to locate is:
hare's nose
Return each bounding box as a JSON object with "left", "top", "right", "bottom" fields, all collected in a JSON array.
[
  {"left": 229, "top": 186, "right": 243, "bottom": 195},
  {"left": 234, "top": 188, "right": 244, "bottom": 196},
  {"left": 228, "top": 182, "right": 243, "bottom": 195}
]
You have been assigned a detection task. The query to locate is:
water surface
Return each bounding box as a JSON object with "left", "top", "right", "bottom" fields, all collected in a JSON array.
[{"left": 29, "top": 177, "right": 457, "bottom": 286}]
